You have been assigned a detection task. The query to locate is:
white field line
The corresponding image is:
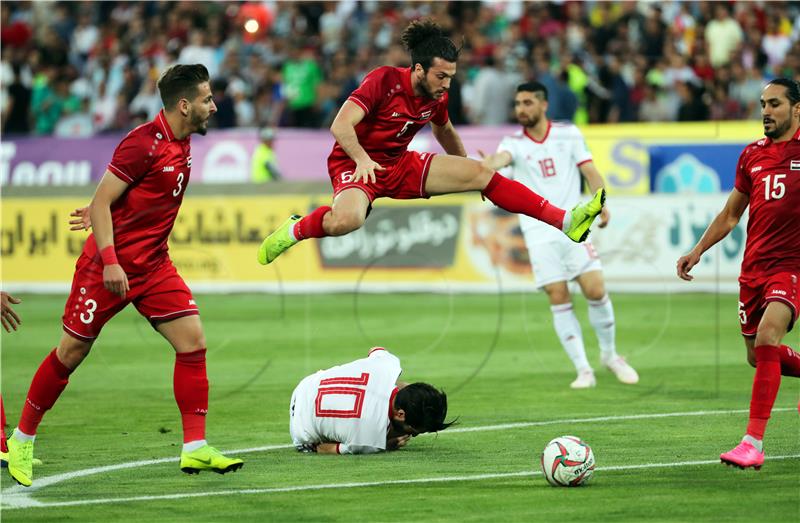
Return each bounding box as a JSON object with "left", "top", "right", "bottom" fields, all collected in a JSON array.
[
  {"left": 1, "top": 407, "right": 796, "bottom": 509},
  {"left": 4, "top": 455, "right": 800, "bottom": 509}
]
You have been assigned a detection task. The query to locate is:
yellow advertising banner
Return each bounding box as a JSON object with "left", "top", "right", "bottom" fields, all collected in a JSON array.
[
  {"left": 1, "top": 195, "right": 497, "bottom": 288},
  {"left": 580, "top": 120, "right": 761, "bottom": 195}
]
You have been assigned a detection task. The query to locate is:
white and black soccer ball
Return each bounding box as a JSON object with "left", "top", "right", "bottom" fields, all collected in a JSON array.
[{"left": 540, "top": 435, "right": 596, "bottom": 487}]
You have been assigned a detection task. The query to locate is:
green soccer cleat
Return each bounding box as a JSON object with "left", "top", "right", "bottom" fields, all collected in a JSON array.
[
  {"left": 565, "top": 188, "right": 605, "bottom": 243},
  {"left": 180, "top": 445, "right": 244, "bottom": 475},
  {"left": 7, "top": 431, "right": 34, "bottom": 487},
  {"left": 257, "top": 215, "right": 302, "bottom": 265}
]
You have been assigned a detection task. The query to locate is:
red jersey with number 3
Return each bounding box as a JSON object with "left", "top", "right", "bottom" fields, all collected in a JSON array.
[
  {"left": 734, "top": 127, "right": 800, "bottom": 283},
  {"left": 82, "top": 110, "right": 191, "bottom": 274},
  {"left": 329, "top": 66, "right": 449, "bottom": 165}
]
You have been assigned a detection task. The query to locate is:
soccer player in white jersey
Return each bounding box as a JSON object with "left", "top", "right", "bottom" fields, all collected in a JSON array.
[
  {"left": 481, "top": 82, "right": 639, "bottom": 389},
  {"left": 290, "top": 347, "right": 452, "bottom": 454}
]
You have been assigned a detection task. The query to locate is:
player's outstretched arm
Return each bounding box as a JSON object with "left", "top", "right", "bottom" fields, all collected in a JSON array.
[
  {"left": 1, "top": 291, "right": 22, "bottom": 332},
  {"left": 479, "top": 150, "right": 513, "bottom": 172},
  {"left": 431, "top": 119, "right": 466, "bottom": 157},
  {"left": 315, "top": 443, "right": 340, "bottom": 454},
  {"left": 677, "top": 188, "right": 749, "bottom": 281},
  {"left": 330, "top": 100, "right": 383, "bottom": 184},
  {"left": 90, "top": 171, "right": 131, "bottom": 298}
]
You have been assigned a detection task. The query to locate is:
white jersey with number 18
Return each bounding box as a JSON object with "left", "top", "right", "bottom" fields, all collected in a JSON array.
[
  {"left": 497, "top": 121, "right": 593, "bottom": 244},
  {"left": 289, "top": 348, "right": 402, "bottom": 454}
]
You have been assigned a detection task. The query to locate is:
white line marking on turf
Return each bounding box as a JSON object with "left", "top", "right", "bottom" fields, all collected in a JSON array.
[
  {"left": 4, "top": 455, "right": 799, "bottom": 509},
  {"left": 1, "top": 407, "right": 795, "bottom": 508}
]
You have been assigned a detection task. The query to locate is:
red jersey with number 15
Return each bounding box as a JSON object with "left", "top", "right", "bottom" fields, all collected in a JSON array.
[
  {"left": 82, "top": 110, "right": 191, "bottom": 274},
  {"left": 734, "top": 127, "right": 800, "bottom": 283},
  {"left": 328, "top": 66, "right": 449, "bottom": 166}
]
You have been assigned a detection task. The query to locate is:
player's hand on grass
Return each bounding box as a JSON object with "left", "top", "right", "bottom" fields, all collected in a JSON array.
[
  {"left": 386, "top": 435, "right": 411, "bottom": 451},
  {"left": 598, "top": 207, "right": 610, "bottom": 228},
  {"left": 103, "top": 265, "right": 130, "bottom": 298},
  {"left": 676, "top": 252, "right": 701, "bottom": 281},
  {"left": 1, "top": 291, "right": 22, "bottom": 332},
  {"left": 69, "top": 206, "right": 92, "bottom": 231},
  {"left": 353, "top": 159, "right": 384, "bottom": 184}
]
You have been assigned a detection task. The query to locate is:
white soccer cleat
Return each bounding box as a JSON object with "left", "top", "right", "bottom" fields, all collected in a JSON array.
[
  {"left": 570, "top": 370, "right": 596, "bottom": 389},
  {"left": 603, "top": 356, "right": 639, "bottom": 384}
]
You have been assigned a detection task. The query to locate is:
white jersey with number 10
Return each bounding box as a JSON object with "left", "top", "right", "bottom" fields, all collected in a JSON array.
[
  {"left": 497, "top": 121, "right": 593, "bottom": 243},
  {"left": 289, "top": 348, "right": 402, "bottom": 454}
]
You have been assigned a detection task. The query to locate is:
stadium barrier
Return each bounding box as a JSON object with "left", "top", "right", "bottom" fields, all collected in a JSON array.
[
  {"left": 2, "top": 121, "right": 761, "bottom": 195},
  {"left": 1, "top": 194, "right": 744, "bottom": 294}
]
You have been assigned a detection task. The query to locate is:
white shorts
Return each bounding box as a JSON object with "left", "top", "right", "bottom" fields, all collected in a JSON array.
[{"left": 525, "top": 235, "right": 603, "bottom": 289}]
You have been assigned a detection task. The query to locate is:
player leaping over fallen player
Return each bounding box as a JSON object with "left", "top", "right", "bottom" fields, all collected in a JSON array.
[{"left": 257, "top": 19, "right": 604, "bottom": 266}]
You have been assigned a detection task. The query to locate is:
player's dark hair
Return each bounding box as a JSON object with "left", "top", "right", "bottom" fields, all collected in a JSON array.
[
  {"left": 400, "top": 19, "right": 460, "bottom": 71},
  {"left": 394, "top": 383, "right": 455, "bottom": 433},
  {"left": 157, "top": 64, "right": 210, "bottom": 110},
  {"left": 517, "top": 81, "right": 548, "bottom": 101},
  {"left": 767, "top": 78, "right": 800, "bottom": 106}
]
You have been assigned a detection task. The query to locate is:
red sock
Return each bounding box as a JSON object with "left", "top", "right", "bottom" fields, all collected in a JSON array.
[
  {"left": 293, "top": 206, "right": 332, "bottom": 240},
  {"left": 174, "top": 349, "right": 208, "bottom": 443},
  {"left": 1, "top": 395, "right": 7, "bottom": 453},
  {"left": 19, "top": 349, "right": 73, "bottom": 435},
  {"left": 746, "top": 345, "right": 782, "bottom": 440},
  {"left": 778, "top": 345, "right": 800, "bottom": 377},
  {"left": 481, "top": 173, "right": 566, "bottom": 230}
]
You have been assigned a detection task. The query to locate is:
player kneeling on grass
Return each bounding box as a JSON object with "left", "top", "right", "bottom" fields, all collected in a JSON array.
[
  {"left": 290, "top": 348, "right": 454, "bottom": 454},
  {"left": 6, "top": 64, "right": 243, "bottom": 487}
]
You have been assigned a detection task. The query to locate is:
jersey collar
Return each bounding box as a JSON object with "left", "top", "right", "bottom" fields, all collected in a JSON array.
[
  {"left": 523, "top": 121, "right": 551, "bottom": 143},
  {"left": 388, "top": 386, "right": 399, "bottom": 420},
  {"left": 402, "top": 67, "right": 418, "bottom": 99},
  {"left": 155, "top": 110, "right": 176, "bottom": 142}
]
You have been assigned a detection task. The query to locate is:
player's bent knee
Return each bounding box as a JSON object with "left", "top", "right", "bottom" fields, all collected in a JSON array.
[
  {"left": 326, "top": 213, "right": 364, "bottom": 236},
  {"left": 57, "top": 335, "right": 93, "bottom": 369}
]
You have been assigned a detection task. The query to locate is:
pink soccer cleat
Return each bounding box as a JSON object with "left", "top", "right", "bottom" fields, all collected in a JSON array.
[{"left": 720, "top": 440, "right": 764, "bottom": 470}]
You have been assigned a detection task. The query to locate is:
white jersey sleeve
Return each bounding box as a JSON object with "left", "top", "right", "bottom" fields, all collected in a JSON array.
[
  {"left": 289, "top": 348, "right": 402, "bottom": 454},
  {"left": 496, "top": 136, "right": 517, "bottom": 180}
]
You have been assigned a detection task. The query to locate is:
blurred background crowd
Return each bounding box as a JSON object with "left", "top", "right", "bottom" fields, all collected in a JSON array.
[{"left": 2, "top": 1, "right": 799, "bottom": 137}]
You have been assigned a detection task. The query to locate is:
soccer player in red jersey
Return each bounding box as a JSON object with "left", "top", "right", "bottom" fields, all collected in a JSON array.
[
  {"left": 677, "top": 78, "right": 800, "bottom": 470},
  {"left": 257, "top": 19, "right": 605, "bottom": 265},
  {"left": 6, "top": 65, "right": 243, "bottom": 487},
  {"left": 1, "top": 291, "right": 23, "bottom": 467}
]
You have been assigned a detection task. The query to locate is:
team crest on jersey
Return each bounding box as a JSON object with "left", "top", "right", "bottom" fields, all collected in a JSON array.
[
  {"left": 187, "top": 156, "right": 192, "bottom": 167},
  {"left": 791, "top": 160, "right": 800, "bottom": 170}
]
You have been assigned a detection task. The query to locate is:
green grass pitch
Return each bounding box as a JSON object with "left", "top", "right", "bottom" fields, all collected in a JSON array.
[{"left": 1, "top": 292, "right": 798, "bottom": 522}]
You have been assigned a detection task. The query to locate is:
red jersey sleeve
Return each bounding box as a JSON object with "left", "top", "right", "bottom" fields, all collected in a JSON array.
[
  {"left": 107, "top": 132, "right": 154, "bottom": 184},
  {"left": 347, "top": 67, "right": 388, "bottom": 116},
  {"left": 733, "top": 146, "right": 752, "bottom": 195},
  {"left": 431, "top": 91, "right": 450, "bottom": 126}
]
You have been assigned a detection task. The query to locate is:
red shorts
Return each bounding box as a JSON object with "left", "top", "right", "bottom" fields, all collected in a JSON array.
[
  {"left": 738, "top": 272, "right": 799, "bottom": 336},
  {"left": 62, "top": 255, "right": 199, "bottom": 342},
  {"left": 328, "top": 150, "right": 436, "bottom": 202}
]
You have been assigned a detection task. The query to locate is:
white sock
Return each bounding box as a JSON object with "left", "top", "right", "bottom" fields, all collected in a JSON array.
[
  {"left": 742, "top": 434, "right": 763, "bottom": 452},
  {"left": 183, "top": 439, "right": 207, "bottom": 452},
  {"left": 551, "top": 303, "right": 591, "bottom": 372},
  {"left": 561, "top": 212, "right": 572, "bottom": 232},
  {"left": 588, "top": 294, "right": 616, "bottom": 361},
  {"left": 287, "top": 222, "right": 298, "bottom": 242},
  {"left": 12, "top": 428, "right": 35, "bottom": 442}
]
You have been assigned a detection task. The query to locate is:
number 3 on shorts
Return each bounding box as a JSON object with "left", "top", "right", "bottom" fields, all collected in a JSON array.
[
  {"left": 80, "top": 299, "right": 98, "bottom": 324},
  {"left": 737, "top": 300, "right": 747, "bottom": 325}
]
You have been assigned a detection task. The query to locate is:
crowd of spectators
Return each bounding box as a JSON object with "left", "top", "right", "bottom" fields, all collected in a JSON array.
[{"left": 2, "top": 1, "right": 799, "bottom": 137}]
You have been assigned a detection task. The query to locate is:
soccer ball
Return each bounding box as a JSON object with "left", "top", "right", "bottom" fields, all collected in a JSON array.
[{"left": 540, "top": 435, "right": 595, "bottom": 487}]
